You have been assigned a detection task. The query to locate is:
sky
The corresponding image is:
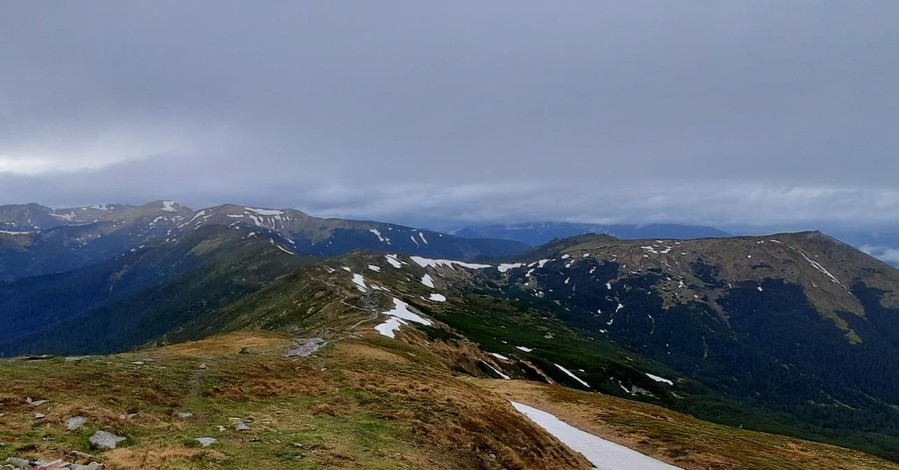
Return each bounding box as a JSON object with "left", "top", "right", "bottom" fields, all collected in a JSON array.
[{"left": 1, "top": 1, "right": 898, "bottom": 233}]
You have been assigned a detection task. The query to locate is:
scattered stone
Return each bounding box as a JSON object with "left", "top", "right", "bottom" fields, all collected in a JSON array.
[
  {"left": 66, "top": 416, "right": 88, "bottom": 431},
  {"left": 235, "top": 421, "right": 250, "bottom": 431},
  {"left": 239, "top": 346, "right": 250, "bottom": 355},
  {"left": 67, "top": 451, "right": 94, "bottom": 463},
  {"left": 70, "top": 464, "right": 106, "bottom": 470},
  {"left": 292, "top": 442, "right": 304, "bottom": 448},
  {"left": 26, "top": 397, "right": 48, "bottom": 407},
  {"left": 198, "top": 363, "right": 208, "bottom": 370},
  {"left": 89, "top": 430, "right": 126, "bottom": 450},
  {"left": 5, "top": 458, "right": 30, "bottom": 467},
  {"left": 285, "top": 338, "right": 327, "bottom": 358},
  {"left": 64, "top": 356, "right": 87, "bottom": 362},
  {"left": 34, "top": 413, "right": 45, "bottom": 420},
  {"left": 23, "top": 354, "right": 54, "bottom": 361},
  {"left": 217, "top": 426, "right": 226, "bottom": 432},
  {"left": 195, "top": 437, "right": 217, "bottom": 447},
  {"left": 176, "top": 412, "right": 193, "bottom": 419},
  {"left": 130, "top": 361, "right": 144, "bottom": 366},
  {"left": 36, "top": 459, "right": 67, "bottom": 470}
]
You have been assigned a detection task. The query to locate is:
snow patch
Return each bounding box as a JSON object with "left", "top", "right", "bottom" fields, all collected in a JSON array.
[
  {"left": 161, "top": 201, "right": 178, "bottom": 212},
  {"left": 428, "top": 293, "right": 447, "bottom": 302},
  {"left": 369, "top": 228, "right": 387, "bottom": 242},
  {"left": 410, "top": 256, "right": 491, "bottom": 270},
  {"left": 275, "top": 245, "right": 295, "bottom": 255},
  {"left": 645, "top": 373, "right": 674, "bottom": 386},
  {"left": 555, "top": 363, "right": 591, "bottom": 388},
  {"left": 373, "top": 298, "right": 433, "bottom": 338},
  {"left": 497, "top": 263, "right": 524, "bottom": 273},
  {"left": 245, "top": 207, "right": 284, "bottom": 216},
  {"left": 368, "top": 264, "right": 381, "bottom": 272},
  {"left": 515, "top": 346, "right": 533, "bottom": 352},
  {"left": 481, "top": 360, "right": 511, "bottom": 380},
  {"left": 385, "top": 254, "right": 403, "bottom": 268},
  {"left": 511, "top": 402, "right": 681, "bottom": 470},
  {"left": 351, "top": 274, "right": 367, "bottom": 292},
  {"left": 798, "top": 250, "right": 847, "bottom": 289},
  {"left": 421, "top": 274, "right": 435, "bottom": 288}
]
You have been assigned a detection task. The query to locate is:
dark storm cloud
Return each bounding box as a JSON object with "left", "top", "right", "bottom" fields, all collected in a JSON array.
[{"left": 1, "top": 1, "right": 897, "bottom": 229}]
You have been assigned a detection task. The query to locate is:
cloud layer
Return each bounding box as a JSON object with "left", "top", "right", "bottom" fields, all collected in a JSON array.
[{"left": 1, "top": 2, "right": 897, "bottom": 231}]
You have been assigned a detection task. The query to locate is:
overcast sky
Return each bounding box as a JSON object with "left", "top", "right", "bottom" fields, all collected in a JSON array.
[{"left": 1, "top": 1, "right": 897, "bottom": 231}]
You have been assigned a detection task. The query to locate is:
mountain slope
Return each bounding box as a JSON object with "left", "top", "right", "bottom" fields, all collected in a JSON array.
[
  {"left": 0, "top": 201, "right": 527, "bottom": 280},
  {"left": 240, "top": 236, "right": 899, "bottom": 462},
  {"left": 454, "top": 222, "right": 729, "bottom": 246},
  {"left": 0, "top": 224, "right": 307, "bottom": 356},
  {"left": 3, "top": 231, "right": 899, "bottom": 467}
]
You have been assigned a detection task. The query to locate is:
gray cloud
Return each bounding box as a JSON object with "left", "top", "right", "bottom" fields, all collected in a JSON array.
[{"left": 1, "top": 1, "right": 898, "bottom": 231}]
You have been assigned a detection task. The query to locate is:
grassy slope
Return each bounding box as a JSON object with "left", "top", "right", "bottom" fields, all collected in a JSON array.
[
  {"left": 478, "top": 379, "right": 899, "bottom": 470},
  {"left": 1, "top": 329, "right": 895, "bottom": 469},
  {"left": 0, "top": 331, "right": 589, "bottom": 470}
]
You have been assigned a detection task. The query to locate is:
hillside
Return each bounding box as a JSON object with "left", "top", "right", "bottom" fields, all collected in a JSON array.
[
  {"left": 2, "top": 331, "right": 895, "bottom": 469},
  {"left": 0, "top": 201, "right": 528, "bottom": 280}
]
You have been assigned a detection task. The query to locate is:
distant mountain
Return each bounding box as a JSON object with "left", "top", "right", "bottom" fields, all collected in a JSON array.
[
  {"left": 453, "top": 222, "right": 729, "bottom": 246},
  {"left": 0, "top": 201, "right": 528, "bottom": 280}
]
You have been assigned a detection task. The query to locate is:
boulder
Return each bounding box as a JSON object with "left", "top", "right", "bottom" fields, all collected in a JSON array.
[
  {"left": 66, "top": 416, "right": 87, "bottom": 431},
  {"left": 195, "top": 437, "right": 217, "bottom": 447},
  {"left": 89, "top": 430, "right": 126, "bottom": 450}
]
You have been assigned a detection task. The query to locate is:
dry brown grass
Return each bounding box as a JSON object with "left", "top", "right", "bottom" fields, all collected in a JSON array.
[
  {"left": 105, "top": 446, "right": 228, "bottom": 469},
  {"left": 156, "top": 330, "right": 291, "bottom": 356},
  {"left": 476, "top": 379, "right": 899, "bottom": 470}
]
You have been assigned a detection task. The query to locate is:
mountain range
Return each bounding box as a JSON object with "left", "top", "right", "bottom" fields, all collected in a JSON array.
[
  {"left": 2, "top": 201, "right": 899, "bottom": 469},
  {"left": 453, "top": 222, "right": 730, "bottom": 246}
]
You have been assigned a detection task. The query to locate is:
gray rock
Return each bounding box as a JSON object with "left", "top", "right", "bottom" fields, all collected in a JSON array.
[
  {"left": 195, "top": 437, "right": 217, "bottom": 447},
  {"left": 89, "top": 430, "right": 127, "bottom": 450},
  {"left": 26, "top": 397, "right": 48, "bottom": 407},
  {"left": 35, "top": 459, "right": 67, "bottom": 469},
  {"left": 66, "top": 416, "right": 88, "bottom": 430},
  {"left": 34, "top": 412, "right": 45, "bottom": 419},
  {"left": 70, "top": 464, "right": 106, "bottom": 470},
  {"left": 5, "top": 457, "right": 31, "bottom": 468},
  {"left": 68, "top": 450, "right": 94, "bottom": 463},
  {"left": 235, "top": 421, "right": 250, "bottom": 431},
  {"left": 198, "top": 363, "right": 208, "bottom": 370},
  {"left": 176, "top": 412, "right": 193, "bottom": 419}
]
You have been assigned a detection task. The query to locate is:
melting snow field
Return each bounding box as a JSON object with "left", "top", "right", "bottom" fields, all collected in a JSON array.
[
  {"left": 410, "top": 256, "right": 491, "bottom": 270},
  {"left": 645, "top": 373, "right": 674, "bottom": 386},
  {"left": 385, "top": 254, "right": 403, "bottom": 268},
  {"left": 374, "top": 298, "right": 433, "bottom": 338},
  {"left": 351, "top": 274, "right": 367, "bottom": 292},
  {"left": 428, "top": 293, "right": 447, "bottom": 302},
  {"left": 511, "top": 402, "right": 681, "bottom": 470}
]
